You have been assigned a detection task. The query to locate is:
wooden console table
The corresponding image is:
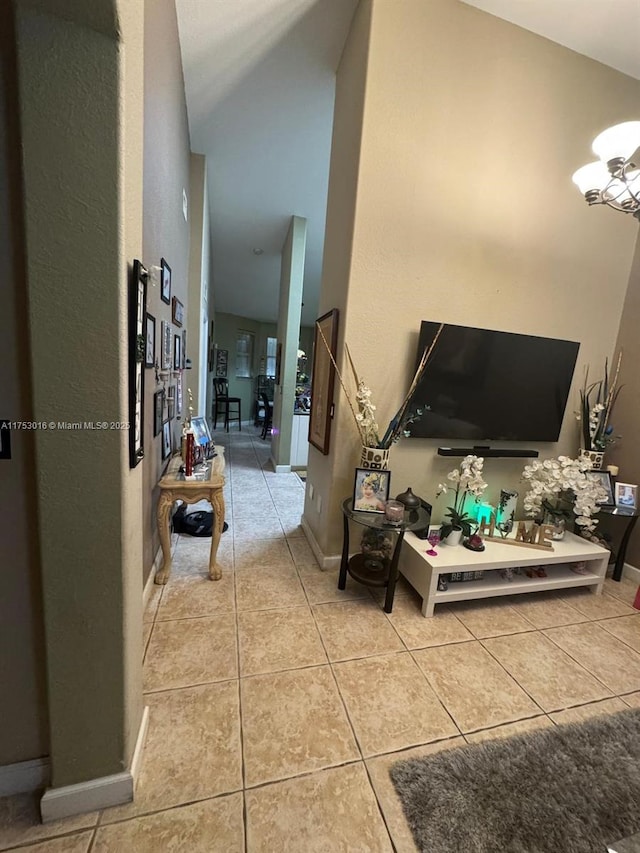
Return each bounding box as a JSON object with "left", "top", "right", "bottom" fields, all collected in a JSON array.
[{"left": 155, "top": 447, "right": 226, "bottom": 585}]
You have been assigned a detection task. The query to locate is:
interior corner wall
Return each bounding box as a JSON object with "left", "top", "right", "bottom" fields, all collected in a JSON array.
[
  {"left": 273, "top": 216, "right": 307, "bottom": 469},
  {"left": 611, "top": 233, "right": 640, "bottom": 567},
  {"left": 311, "top": 0, "right": 640, "bottom": 560},
  {"left": 141, "top": 0, "right": 191, "bottom": 582},
  {"left": 14, "top": 0, "right": 144, "bottom": 788},
  {"left": 0, "top": 0, "right": 48, "bottom": 768}
]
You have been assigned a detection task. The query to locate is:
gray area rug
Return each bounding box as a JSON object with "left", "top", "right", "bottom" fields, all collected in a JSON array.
[{"left": 390, "top": 709, "right": 640, "bottom": 853}]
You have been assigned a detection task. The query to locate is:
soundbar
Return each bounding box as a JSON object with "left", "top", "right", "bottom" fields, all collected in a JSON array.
[{"left": 437, "top": 446, "right": 539, "bottom": 459}]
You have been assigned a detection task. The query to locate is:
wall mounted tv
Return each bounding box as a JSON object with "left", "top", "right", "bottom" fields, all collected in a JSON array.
[{"left": 406, "top": 322, "right": 580, "bottom": 443}]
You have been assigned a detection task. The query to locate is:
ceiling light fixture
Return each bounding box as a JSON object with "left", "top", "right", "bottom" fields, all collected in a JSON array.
[{"left": 572, "top": 121, "right": 640, "bottom": 220}]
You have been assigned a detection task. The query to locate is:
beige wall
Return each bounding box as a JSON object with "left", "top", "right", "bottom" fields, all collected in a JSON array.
[
  {"left": 0, "top": 0, "right": 49, "bottom": 768},
  {"left": 141, "top": 0, "right": 192, "bottom": 581},
  {"left": 187, "top": 153, "right": 210, "bottom": 419},
  {"left": 307, "top": 0, "right": 640, "bottom": 558}
]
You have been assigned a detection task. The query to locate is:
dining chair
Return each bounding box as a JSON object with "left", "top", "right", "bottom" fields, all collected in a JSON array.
[
  {"left": 260, "top": 392, "right": 273, "bottom": 440},
  {"left": 213, "top": 378, "right": 241, "bottom": 431}
]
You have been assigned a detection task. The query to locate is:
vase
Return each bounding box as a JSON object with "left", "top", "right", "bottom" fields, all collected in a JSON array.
[
  {"left": 395, "top": 487, "right": 421, "bottom": 509},
  {"left": 360, "top": 446, "right": 390, "bottom": 470},
  {"left": 544, "top": 514, "right": 566, "bottom": 541},
  {"left": 441, "top": 527, "right": 463, "bottom": 546},
  {"left": 580, "top": 448, "right": 605, "bottom": 469},
  {"left": 496, "top": 489, "right": 518, "bottom": 535}
]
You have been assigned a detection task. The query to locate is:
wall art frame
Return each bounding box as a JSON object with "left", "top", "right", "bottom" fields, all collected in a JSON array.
[
  {"left": 161, "top": 420, "right": 171, "bottom": 459},
  {"left": 145, "top": 313, "right": 156, "bottom": 368},
  {"left": 153, "top": 388, "right": 164, "bottom": 436},
  {"left": 129, "top": 260, "right": 146, "bottom": 468},
  {"left": 161, "top": 258, "right": 171, "bottom": 304},
  {"left": 172, "top": 296, "right": 184, "bottom": 327},
  {"left": 215, "top": 348, "right": 228, "bottom": 378},
  {"left": 309, "top": 308, "right": 339, "bottom": 455},
  {"left": 161, "top": 320, "right": 172, "bottom": 370},
  {"left": 173, "top": 334, "right": 181, "bottom": 371}
]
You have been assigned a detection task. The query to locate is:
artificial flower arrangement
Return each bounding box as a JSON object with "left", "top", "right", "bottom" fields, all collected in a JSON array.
[
  {"left": 316, "top": 322, "right": 445, "bottom": 449},
  {"left": 521, "top": 455, "right": 608, "bottom": 532},
  {"left": 436, "top": 455, "right": 488, "bottom": 538},
  {"left": 578, "top": 352, "right": 623, "bottom": 452}
]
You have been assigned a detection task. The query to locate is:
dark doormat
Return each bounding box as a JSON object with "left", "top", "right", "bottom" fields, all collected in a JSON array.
[{"left": 390, "top": 708, "right": 640, "bottom": 853}]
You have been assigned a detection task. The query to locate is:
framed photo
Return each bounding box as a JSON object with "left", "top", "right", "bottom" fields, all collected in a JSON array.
[
  {"left": 172, "top": 296, "right": 184, "bottom": 327},
  {"left": 177, "top": 373, "right": 183, "bottom": 416},
  {"left": 161, "top": 320, "right": 172, "bottom": 369},
  {"left": 215, "top": 348, "right": 228, "bottom": 378},
  {"left": 182, "top": 329, "right": 187, "bottom": 369},
  {"left": 173, "top": 334, "right": 181, "bottom": 370},
  {"left": 587, "top": 470, "right": 615, "bottom": 507},
  {"left": 615, "top": 482, "right": 638, "bottom": 510},
  {"left": 191, "top": 416, "right": 212, "bottom": 447},
  {"left": 167, "top": 385, "right": 176, "bottom": 421},
  {"left": 145, "top": 313, "right": 156, "bottom": 368},
  {"left": 129, "top": 260, "right": 146, "bottom": 468},
  {"left": 309, "top": 308, "right": 339, "bottom": 455},
  {"left": 161, "top": 258, "right": 171, "bottom": 304},
  {"left": 161, "top": 420, "right": 171, "bottom": 459},
  {"left": 352, "top": 468, "right": 390, "bottom": 514},
  {"left": 153, "top": 389, "right": 164, "bottom": 436}
]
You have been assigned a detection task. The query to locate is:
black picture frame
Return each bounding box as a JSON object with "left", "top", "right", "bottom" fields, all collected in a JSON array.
[
  {"left": 129, "top": 260, "right": 146, "bottom": 468},
  {"left": 309, "top": 308, "right": 339, "bottom": 455},
  {"left": 161, "top": 420, "right": 171, "bottom": 459},
  {"left": 352, "top": 468, "right": 390, "bottom": 514},
  {"left": 215, "top": 348, "right": 228, "bottom": 377},
  {"left": 161, "top": 320, "right": 172, "bottom": 370},
  {"left": 182, "top": 329, "right": 187, "bottom": 369},
  {"left": 587, "top": 469, "right": 615, "bottom": 507},
  {"left": 167, "top": 385, "right": 176, "bottom": 421},
  {"left": 161, "top": 258, "right": 171, "bottom": 305},
  {"left": 145, "top": 313, "right": 156, "bottom": 368},
  {"left": 153, "top": 389, "right": 164, "bottom": 436},
  {"left": 172, "top": 296, "right": 184, "bottom": 327},
  {"left": 173, "top": 334, "right": 181, "bottom": 370}
]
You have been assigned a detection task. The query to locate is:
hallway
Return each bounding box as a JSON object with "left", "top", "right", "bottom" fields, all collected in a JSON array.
[{"left": 2, "top": 428, "right": 640, "bottom": 850}]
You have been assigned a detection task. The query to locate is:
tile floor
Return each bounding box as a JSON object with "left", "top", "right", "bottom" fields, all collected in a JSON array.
[{"left": 2, "top": 429, "right": 640, "bottom": 851}]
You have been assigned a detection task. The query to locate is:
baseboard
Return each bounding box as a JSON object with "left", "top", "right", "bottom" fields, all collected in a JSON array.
[
  {"left": 143, "top": 549, "right": 162, "bottom": 609},
  {"left": 274, "top": 464, "right": 291, "bottom": 473},
  {"left": 623, "top": 562, "right": 640, "bottom": 583},
  {"left": 301, "top": 515, "right": 341, "bottom": 571},
  {"left": 40, "top": 704, "right": 149, "bottom": 822},
  {"left": 0, "top": 757, "right": 50, "bottom": 797}
]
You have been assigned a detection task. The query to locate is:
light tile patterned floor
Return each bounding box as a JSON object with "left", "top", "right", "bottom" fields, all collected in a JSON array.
[{"left": 2, "top": 429, "right": 640, "bottom": 851}]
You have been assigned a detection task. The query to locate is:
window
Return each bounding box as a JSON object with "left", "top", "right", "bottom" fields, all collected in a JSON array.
[
  {"left": 265, "top": 336, "right": 277, "bottom": 377},
  {"left": 236, "top": 331, "right": 254, "bottom": 378}
]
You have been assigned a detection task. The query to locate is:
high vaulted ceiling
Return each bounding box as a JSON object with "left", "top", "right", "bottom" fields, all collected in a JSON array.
[{"left": 175, "top": 0, "right": 640, "bottom": 327}]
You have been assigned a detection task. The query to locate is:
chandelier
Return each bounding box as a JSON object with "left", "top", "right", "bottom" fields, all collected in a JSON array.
[{"left": 572, "top": 121, "right": 640, "bottom": 220}]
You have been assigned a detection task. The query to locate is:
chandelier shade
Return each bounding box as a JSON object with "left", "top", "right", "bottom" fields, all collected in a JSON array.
[{"left": 573, "top": 121, "right": 640, "bottom": 220}]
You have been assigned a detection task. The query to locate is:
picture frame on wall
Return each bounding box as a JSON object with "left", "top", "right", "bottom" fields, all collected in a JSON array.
[
  {"left": 129, "top": 260, "right": 146, "bottom": 468},
  {"left": 161, "top": 420, "right": 171, "bottom": 459},
  {"left": 153, "top": 389, "right": 164, "bottom": 436},
  {"left": 173, "top": 334, "right": 181, "bottom": 371},
  {"left": 177, "top": 373, "right": 183, "bottom": 416},
  {"left": 172, "top": 296, "right": 184, "bottom": 327},
  {"left": 182, "top": 329, "right": 187, "bottom": 369},
  {"left": 145, "top": 313, "right": 156, "bottom": 368},
  {"left": 161, "top": 258, "right": 171, "bottom": 305},
  {"left": 309, "top": 308, "right": 339, "bottom": 455},
  {"left": 352, "top": 468, "right": 390, "bottom": 513},
  {"left": 161, "top": 321, "right": 172, "bottom": 369},
  {"left": 167, "top": 385, "right": 176, "bottom": 421},
  {"left": 215, "top": 348, "right": 228, "bottom": 378}
]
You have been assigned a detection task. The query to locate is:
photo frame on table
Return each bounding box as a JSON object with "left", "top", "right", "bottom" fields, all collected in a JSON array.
[
  {"left": 161, "top": 258, "right": 171, "bottom": 305},
  {"left": 145, "top": 313, "right": 156, "bottom": 368},
  {"left": 172, "top": 296, "right": 184, "bottom": 327},
  {"left": 587, "top": 470, "right": 615, "bottom": 507},
  {"left": 191, "top": 416, "right": 212, "bottom": 447},
  {"left": 129, "top": 260, "right": 146, "bottom": 468},
  {"left": 309, "top": 308, "right": 339, "bottom": 455},
  {"left": 153, "top": 389, "right": 164, "bottom": 436},
  {"left": 215, "top": 348, "right": 228, "bottom": 378},
  {"left": 615, "top": 482, "right": 638, "bottom": 511},
  {"left": 161, "top": 320, "right": 172, "bottom": 370},
  {"left": 352, "top": 468, "right": 390, "bottom": 514},
  {"left": 173, "top": 334, "right": 181, "bottom": 371},
  {"left": 161, "top": 420, "right": 171, "bottom": 459}
]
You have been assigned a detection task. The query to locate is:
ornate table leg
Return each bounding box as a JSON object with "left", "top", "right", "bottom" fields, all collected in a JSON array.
[
  {"left": 155, "top": 491, "right": 174, "bottom": 584},
  {"left": 208, "top": 489, "right": 226, "bottom": 580}
]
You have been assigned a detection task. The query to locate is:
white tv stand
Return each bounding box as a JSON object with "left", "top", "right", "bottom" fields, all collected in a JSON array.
[{"left": 399, "top": 528, "right": 609, "bottom": 617}]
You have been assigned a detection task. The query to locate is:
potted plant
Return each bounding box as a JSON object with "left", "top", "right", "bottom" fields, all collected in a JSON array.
[
  {"left": 436, "top": 455, "right": 488, "bottom": 545},
  {"left": 521, "top": 455, "right": 608, "bottom": 539},
  {"left": 578, "top": 352, "right": 623, "bottom": 465}
]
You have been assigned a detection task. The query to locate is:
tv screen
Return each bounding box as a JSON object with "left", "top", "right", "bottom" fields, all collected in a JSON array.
[{"left": 406, "top": 322, "right": 580, "bottom": 443}]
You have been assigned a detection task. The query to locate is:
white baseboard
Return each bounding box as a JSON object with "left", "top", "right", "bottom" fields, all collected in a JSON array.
[
  {"left": 40, "top": 704, "right": 149, "bottom": 822},
  {"left": 143, "top": 550, "right": 162, "bottom": 609},
  {"left": 301, "top": 515, "right": 341, "bottom": 571},
  {"left": 0, "top": 757, "right": 50, "bottom": 797},
  {"left": 274, "top": 464, "right": 292, "bottom": 473},
  {"left": 622, "top": 562, "right": 640, "bottom": 583}
]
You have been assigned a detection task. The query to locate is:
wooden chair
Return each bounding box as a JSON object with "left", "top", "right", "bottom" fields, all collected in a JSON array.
[
  {"left": 213, "top": 378, "right": 241, "bottom": 432},
  {"left": 260, "top": 392, "right": 273, "bottom": 440}
]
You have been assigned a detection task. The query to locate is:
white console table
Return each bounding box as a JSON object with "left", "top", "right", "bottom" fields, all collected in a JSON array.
[{"left": 399, "top": 528, "right": 609, "bottom": 617}]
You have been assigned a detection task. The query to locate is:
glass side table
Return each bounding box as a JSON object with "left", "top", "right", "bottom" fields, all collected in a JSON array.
[
  {"left": 338, "top": 497, "right": 431, "bottom": 613},
  {"left": 598, "top": 507, "right": 639, "bottom": 581}
]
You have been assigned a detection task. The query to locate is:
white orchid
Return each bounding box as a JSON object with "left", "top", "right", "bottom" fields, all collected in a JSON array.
[
  {"left": 521, "top": 455, "right": 607, "bottom": 532},
  {"left": 436, "top": 455, "right": 488, "bottom": 537}
]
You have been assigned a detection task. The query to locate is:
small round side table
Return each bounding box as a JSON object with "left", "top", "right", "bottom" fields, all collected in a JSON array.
[{"left": 338, "top": 497, "right": 431, "bottom": 612}]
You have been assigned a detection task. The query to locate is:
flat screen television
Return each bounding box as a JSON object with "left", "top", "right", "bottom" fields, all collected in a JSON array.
[{"left": 406, "top": 322, "right": 580, "bottom": 443}]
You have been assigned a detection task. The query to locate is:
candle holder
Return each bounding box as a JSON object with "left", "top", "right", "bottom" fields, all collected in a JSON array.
[{"left": 384, "top": 500, "right": 405, "bottom": 525}]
